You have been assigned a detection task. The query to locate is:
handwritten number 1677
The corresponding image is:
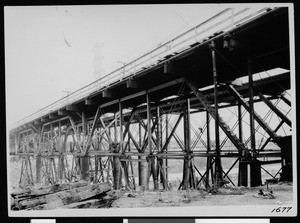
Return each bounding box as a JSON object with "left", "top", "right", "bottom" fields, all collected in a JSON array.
[{"left": 271, "top": 207, "right": 292, "bottom": 213}]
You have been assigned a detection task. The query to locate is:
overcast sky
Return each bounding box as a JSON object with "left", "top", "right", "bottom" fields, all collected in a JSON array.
[{"left": 5, "top": 4, "right": 230, "bottom": 129}]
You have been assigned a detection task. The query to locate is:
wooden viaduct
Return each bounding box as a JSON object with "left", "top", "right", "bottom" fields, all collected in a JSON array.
[{"left": 9, "top": 7, "right": 292, "bottom": 190}]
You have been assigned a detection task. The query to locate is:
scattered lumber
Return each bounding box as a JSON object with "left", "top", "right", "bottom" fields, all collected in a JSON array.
[
  {"left": 11, "top": 181, "right": 88, "bottom": 198},
  {"left": 60, "top": 199, "right": 108, "bottom": 209},
  {"left": 60, "top": 193, "right": 117, "bottom": 209},
  {"left": 11, "top": 182, "right": 112, "bottom": 210},
  {"left": 10, "top": 181, "right": 89, "bottom": 209}
]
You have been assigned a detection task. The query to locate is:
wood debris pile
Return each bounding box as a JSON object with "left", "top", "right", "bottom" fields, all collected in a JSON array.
[{"left": 10, "top": 182, "right": 116, "bottom": 210}]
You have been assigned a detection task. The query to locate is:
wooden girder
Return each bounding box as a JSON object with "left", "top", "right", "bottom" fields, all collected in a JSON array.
[
  {"left": 68, "top": 115, "right": 83, "bottom": 153},
  {"left": 257, "top": 92, "right": 291, "bottom": 127},
  {"left": 186, "top": 78, "right": 249, "bottom": 154},
  {"left": 172, "top": 132, "right": 185, "bottom": 152},
  {"left": 135, "top": 113, "right": 159, "bottom": 153},
  {"left": 161, "top": 113, "right": 183, "bottom": 152},
  {"left": 128, "top": 130, "right": 142, "bottom": 152},
  {"left": 280, "top": 94, "right": 291, "bottom": 107},
  {"left": 257, "top": 107, "right": 291, "bottom": 152},
  {"left": 190, "top": 122, "right": 212, "bottom": 151},
  {"left": 226, "top": 84, "right": 279, "bottom": 139},
  {"left": 121, "top": 108, "right": 138, "bottom": 153},
  {"left": 97, "top": 118, "right": 117, "bottom": 142},
  {"left": 258, "top": 119, "right": 285, "bottom": 152},
  {"left": 84, "top": 106, "right": 102, "bottom": 154}
]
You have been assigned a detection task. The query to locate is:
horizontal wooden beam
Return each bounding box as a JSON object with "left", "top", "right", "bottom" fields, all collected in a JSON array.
[
  {"left": 126, "top": 80, "right": 139, "bottom": 88},
  {"left": 100, "top": 98, "right": 119, "bottom": 109},
  {"left": 258, "top": 92, "right": 291, "bottom": 127},
  {"left": 102, "top": 89, "right": 113, "bottom": 98},
  {"left": 121, "top": 90, "right": 146, "bottom": 102},
  {"left": 58, "top": 110, "right": 69, "bottom": 116},
  {"left": 41, "top": 117, "right": 48, "bottom": 122},
  {"left": 29, "top": 123, "right": 39, "bottom": 132},
  {"left": 66, "top": 105, "right": 79, "bottom": 112},
  {"left": 100, "top": 78, "right": 185, "bottom": 109},
  {"left": 260, "top": 160, "right": 282, "bottom": 165},
  {"left": 49, "top": 113, "right": 58, "bottom": 119},
  {"left": 34, "top": 120, "right": 41, "bottom": 125},
  {"left": 163, "top": 61, "right": 175, "bottom": 74},
  {"left": 43, "top": 116, "right": 69, "bottom": 126},
  {"left": 85, "top": 98, "right": 96, "bottom": 106},
  {"left": 148, "top": 77, "right": 185, "bottom": 93}
]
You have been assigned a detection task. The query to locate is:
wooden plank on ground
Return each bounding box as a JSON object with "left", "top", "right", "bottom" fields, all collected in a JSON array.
[
  {"left": 27, "top": 182, "right": 111, "bottom": 210},
  {"left": 11, "top": 181, "right": 89, "bottom": 198},
  {"left": 60, "top": 194, "right": 116, "bottom": 209}
]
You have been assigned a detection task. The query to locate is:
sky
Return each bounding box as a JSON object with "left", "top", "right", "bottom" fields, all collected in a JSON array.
[
  {"left": 4, "top": 4, "right": 292, "bottom": 132},
  {"left": 5, "top": 4, "right": 229, "bottom": 130}
]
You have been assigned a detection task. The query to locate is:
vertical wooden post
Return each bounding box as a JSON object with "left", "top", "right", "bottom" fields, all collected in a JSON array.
[
  {"left": 58, "top": 121, "right": 64, "bottom": 181},
  {"left": 82, "top": 112, "right": 86, "bottom": 138},
  {"left": 119, "top": 101, "right": 123, "bottom": 152},
  {"left": 119, "top": 100, "right": 128, "bottom": 189},
  {"left": 36, "top": 129, "right": 42, "bottom": 184},
  {"left": 114, "top": 113, "right": 118, "bottom": 143},
  {"left": 95, "top": 155, "right": 99, "bottom": 183},
  {"left": 248, "top": 59, "right": 262, "bottom": 187},
  {"left": 49, "top": 124, "right": 56, "bottom": 184},
  {"left": 27, "top": 150, "right": 34, "bottom": 185},
  {"left": 112, "top": 143, "right": 122, "bottom": 189},
  {"left": 206, "top": 111, "right": 212, "bottom": 188},
  {"left": 156, "top": 106, "right": 160, "bottom": 182},
  {"left": 119, "top": 101, "right": 125, "bottom": 189},
  {"left": 249, "top": 60, "right": 256, "bottom": 156},
  {"left": 80, "top": 112, "right": 90, "bottom": 182},
  {"left": 44, "top": 157, "right": 49, "bottom": 185},
  {"left": 210, "top": 41, "right": 223, "bottom": 187},
  {"left": 127, "top": 132, "right": 136, "bottom": 190},
  {"left": 165, "top": 114, "right": 169, "bottom": 183},
  {"left": 147, "top": 92, "right": 152, "bottom": 149},
  {"left": 112, "top": 108, "right": 122, "bottom": 189},
  {"left": 14, "top": 134, "right": 19, "bottom": 155},
  {"left": 182, "top": 99, "right": 191, "bottom": 190},
  {"left": 138, "top": 123, "right": 148, "bottom": 189},
  {"left": 36, "top": 154, "right": 42, "bottom": 184},
  {"left": 238, "top": 102, "right": 248, "bottom": 186},
  {"left": 50, "top": 124, "right": 53, "bottom": 153},
  {"left": 238, "top": 103, "right": 243, "bottom": 142},
  {"left": 138, "top": 121, "right": 143, "bottom": 185},
  {"left": 157, "top": 106, "right": 166, "bottom": 189},
  {"left": 147, "top": 92, "right": 158, "bottom": 190},
  {"left": 80, "top": 155, "right": 90, "bottom": 181}
]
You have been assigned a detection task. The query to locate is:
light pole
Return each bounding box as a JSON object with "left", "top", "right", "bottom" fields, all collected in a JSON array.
[
  {"left": 117, "top": 61, "right": 126, "bottom": 80},
  {"left": 62, "top": 90, "right": 71, "bottom": 103}
]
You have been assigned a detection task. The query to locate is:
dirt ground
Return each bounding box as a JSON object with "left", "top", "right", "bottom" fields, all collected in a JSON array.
[{"left": 109, "top": 181, "right": 293, "bottom": 208}]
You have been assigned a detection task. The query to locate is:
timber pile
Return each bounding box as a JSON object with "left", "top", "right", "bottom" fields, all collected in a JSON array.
[{"left": 10, "top": 182, "right": 115, "bottom": 210}]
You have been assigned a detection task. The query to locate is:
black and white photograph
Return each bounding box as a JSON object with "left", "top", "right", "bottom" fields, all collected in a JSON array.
[{"left": 5, "top": 3, "right": 297, "bottom": 217}]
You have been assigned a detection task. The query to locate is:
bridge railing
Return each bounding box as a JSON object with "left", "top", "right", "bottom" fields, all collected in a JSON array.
[{"left": 11, "top": 6, "right": 271, "bottom": 131}]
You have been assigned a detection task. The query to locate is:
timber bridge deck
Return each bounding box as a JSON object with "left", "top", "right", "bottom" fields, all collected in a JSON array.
[{"left": 9, "top": 7, "right": 292, "bottom": 190}]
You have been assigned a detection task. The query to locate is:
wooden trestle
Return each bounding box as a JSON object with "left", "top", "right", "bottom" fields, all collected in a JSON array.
[{"left": 9, "top": 7, "right": 292, "bottom": 190}]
